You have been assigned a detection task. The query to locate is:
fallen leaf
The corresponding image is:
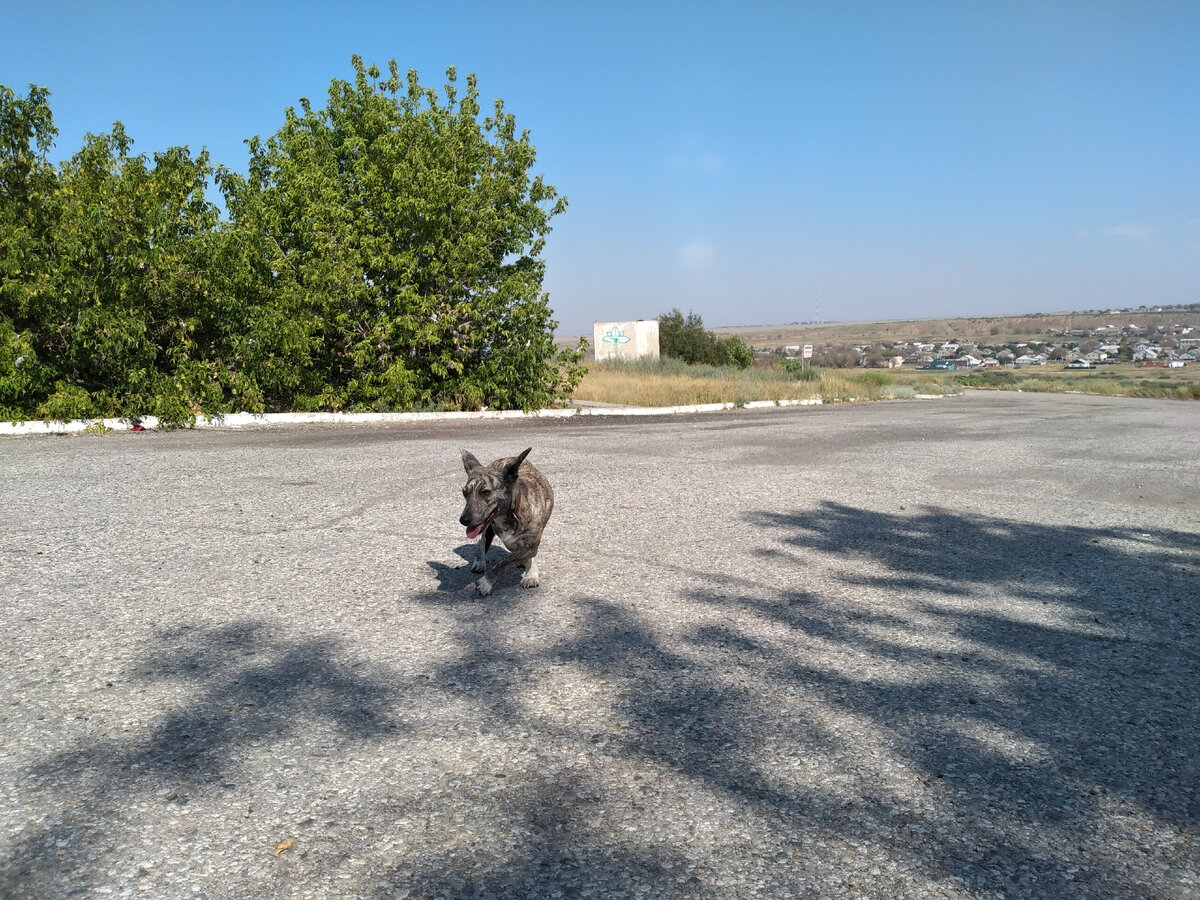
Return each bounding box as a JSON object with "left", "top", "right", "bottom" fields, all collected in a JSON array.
[{"left": 273, "top": 838, "right": 295, "bottom": 856}]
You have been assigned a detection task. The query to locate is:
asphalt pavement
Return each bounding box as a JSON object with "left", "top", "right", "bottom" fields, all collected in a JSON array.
[{"left": 2, "top": 391, "right": 1198, "bottom": 899}]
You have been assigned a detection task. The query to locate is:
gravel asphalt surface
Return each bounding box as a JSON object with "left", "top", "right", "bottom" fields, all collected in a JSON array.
[{"left": 2, "top": 390, "right": 1198, "bottom": 899}]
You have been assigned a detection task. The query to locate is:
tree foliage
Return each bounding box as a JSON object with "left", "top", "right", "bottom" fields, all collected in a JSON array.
[
  {"left": 811, "top": 344, "right": 860, "bottom": 368},
  {"left": 0, "top": 84, "right": 59, "bottom": 417},
  {"left": 657, "top": 308, "right": 752, "bottom": 369},
  {"left": 217, "top": 57, "right": 578, "bottom": 412},
  {"left": 0, "top": 62, "right": 582, "bottom": 423}
]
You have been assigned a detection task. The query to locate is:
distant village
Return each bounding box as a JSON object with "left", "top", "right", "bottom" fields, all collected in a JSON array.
[{"left": 777, "top": 320, "right": 1198, "bottom": 370}]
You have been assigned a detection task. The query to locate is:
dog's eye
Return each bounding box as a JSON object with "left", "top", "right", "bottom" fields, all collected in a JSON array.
[{"left": 479, "top": 487, "right": 491, "bottom": 496}]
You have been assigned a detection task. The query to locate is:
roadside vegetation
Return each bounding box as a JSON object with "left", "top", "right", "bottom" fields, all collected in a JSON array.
[
  {"left": 954, "top": 365, "right": 1200, "bottom": 400},
  {"left": 578, "top": 309, "right": 962, "bottom": 407},
  {"left": 576, "top": 360, "right": 1199, "bottom": 407},
  {"left": 1, "top": 63, "right": 584, "bottom": 426},
  {"left": 575, "top": 357, "right": 962, "bottom": 407},
  {"left": 574, "top": 307, "right": 1199, "bottom": 407},
  {"left": 576, "top": 308, "right": 1198, "bottom": 406}
]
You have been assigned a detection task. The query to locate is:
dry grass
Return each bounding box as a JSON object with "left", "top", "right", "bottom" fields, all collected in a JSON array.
[
  {"left": 574, "top": 361, "right": 963, "bottom": 407},
  {"left": 575, "top": 367, "right": 817, "bottom": 406},
  {"left": 956, "top": 364, "right": 1200, "bottom": 400},
  {"left": 574, "top": 358, "right": 1200, "bottom": 407}
]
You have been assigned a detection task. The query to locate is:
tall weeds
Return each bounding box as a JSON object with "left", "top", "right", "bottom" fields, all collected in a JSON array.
[{"left": 576, "top": 361, "right": 962, "bottom": 407}]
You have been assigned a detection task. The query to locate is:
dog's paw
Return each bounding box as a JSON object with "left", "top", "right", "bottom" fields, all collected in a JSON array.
[
  {"left": 474, "top": 576, "right": 493, "bottom": 597},
  {"left": 471, "top": 559, "right": 486, "bottom": 574},
  {"left": 519, "top": 574, "right": 540, "bottom": 589}
]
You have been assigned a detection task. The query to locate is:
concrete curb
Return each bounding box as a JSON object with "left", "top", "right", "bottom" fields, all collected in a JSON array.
[{"left": 0, "top": 396, "right": 888, "bottom": 437}]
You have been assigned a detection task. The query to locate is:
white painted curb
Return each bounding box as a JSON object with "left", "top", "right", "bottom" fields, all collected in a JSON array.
[
  {"left": 0, "top": 395, "right": 898, "bottom": 437},
  {"left": 0, "top": 407, "right": 573, "bottom": 436}
]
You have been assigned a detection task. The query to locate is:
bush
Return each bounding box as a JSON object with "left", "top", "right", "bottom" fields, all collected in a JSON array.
[
  {"left": 657, "top": 309, "right": 752, "bottom": 369},
  {"left": 781, "top": 359, "right": 820, "bottom": 381},
  {"left": 855, "top": 371, "right": 891, "bottom": 388},
  {"left": 719, "top": 335, "right": 754, "bottom": 369},
  {"left": 1, "top": 64, "right": 578, "bottom": 422}
]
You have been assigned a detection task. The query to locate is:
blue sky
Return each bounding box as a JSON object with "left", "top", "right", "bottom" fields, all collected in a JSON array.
[{"left": 5, "top": 1, "right": 1197, "bottom": 335}]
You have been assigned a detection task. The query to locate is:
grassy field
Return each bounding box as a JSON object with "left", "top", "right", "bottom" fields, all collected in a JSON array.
[
  {"left": 573, "top": 359, "right": 963, "bottom": 407},
  {"left": 562, "top": 308, "right": 1200, "bottom": 405},
  {"left": 573, "top": 359, "right": 1200, "bottom": 406},
  {"left": 951, "top": 362, "right": 1200, "bottom": 400}
]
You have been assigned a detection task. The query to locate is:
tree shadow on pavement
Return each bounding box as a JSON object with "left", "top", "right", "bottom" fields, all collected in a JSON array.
[
  {"left": 382, "top": 500, "right": 1199, "bottom": 897},
  {"left": 703, "top": 501, "right": 1200, "bottom": 896},
  {"left": 2, "top": 621, "right": 401, "bottom": 899},
  {"left": 9, "top": 502, "right": 1197, "bottom": 898}
]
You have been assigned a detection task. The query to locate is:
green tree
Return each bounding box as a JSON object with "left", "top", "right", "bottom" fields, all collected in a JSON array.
[
  {"left": 0, "top": 84, "right": 60, "bottom": 417},
  {"left": 658, "top": 308, "right": 753, "bottom": 369},
  {"left": 2, "top": 85, "right": 235, "bottom": 423},
  {"left": 218, "top": 57, "right": 577, "bottom": 412},
  {"left": 36, "top": 125, "right": 222, "bottom": 422},
  {"left": 718, "top": 334, "right": 753, "bottom": 368}
]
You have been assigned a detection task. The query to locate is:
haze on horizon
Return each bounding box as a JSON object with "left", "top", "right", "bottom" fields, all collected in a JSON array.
[{"left": 6, "top": 1, "right": 1197, "bottom": 336}]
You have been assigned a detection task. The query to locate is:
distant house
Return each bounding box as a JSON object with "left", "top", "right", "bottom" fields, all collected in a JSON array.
[
  {"left": 1014, "top": 353, "right": 1047, "bottom": 366},
  {"left": 979, "top": 358, "right": 1000, "bottom": 368},
  {"left": 886, "top": 356, "right": 905, "bottom": 369},
  {"left": 1066, "top": 359, "right": 1093, "bottom": 369}
]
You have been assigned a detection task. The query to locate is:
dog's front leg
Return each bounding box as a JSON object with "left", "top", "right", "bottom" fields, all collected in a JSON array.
[
  {"left": 520, "top": 556, "right": 540, "bottom": 588},
  {"left": 475, "top": 548, "right": 535, "bottom": 597},
  {"left": 471, "top": 526, "right": 494, "bottom": 574}
]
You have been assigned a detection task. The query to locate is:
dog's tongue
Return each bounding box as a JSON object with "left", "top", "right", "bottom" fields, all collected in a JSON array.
[{"left": 466, "top": 523, "right": 484, "bottom": 539}]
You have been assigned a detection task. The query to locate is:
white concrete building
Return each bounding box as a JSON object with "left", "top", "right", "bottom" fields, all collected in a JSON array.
[{"left": 593, "top": 320, "right": 661, "bottom": 362}]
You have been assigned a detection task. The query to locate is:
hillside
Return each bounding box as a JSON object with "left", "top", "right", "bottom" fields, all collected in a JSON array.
[{"left": 559, "top": 305, "right": 1200, "bottom": 352}]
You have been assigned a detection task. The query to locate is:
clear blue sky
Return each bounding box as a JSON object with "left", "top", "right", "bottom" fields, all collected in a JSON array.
[{"left": 5, "top": 0, "right": 1197, "bottom": 335}]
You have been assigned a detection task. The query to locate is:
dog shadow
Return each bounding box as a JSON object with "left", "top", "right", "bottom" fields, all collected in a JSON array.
[
  {"left": 427, "top": 546, "right": 526, "bottom": 597},
  {"left": 427, "top": 553, "right": 476, "bottom": 593},
  {"left": 428, "top": 544, "right": 507, "bottom": 591}
]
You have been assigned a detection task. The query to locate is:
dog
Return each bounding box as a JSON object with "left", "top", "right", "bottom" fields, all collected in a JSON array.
[{"left": 459, "top": 447, "right": 554, "bottom": 596}]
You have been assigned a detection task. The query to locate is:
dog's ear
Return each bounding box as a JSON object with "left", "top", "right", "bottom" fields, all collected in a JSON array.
[
  {"left": 461, "top": 449, "right": 484, "bottom": 476},
  {"left": 503, "top": 447, "right": 533, "bottom": 483}
]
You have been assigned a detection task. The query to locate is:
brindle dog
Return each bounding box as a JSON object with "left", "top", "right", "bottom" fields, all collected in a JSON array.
[{"left": 459, "top": 447, "right": 554, "bottom": 596}]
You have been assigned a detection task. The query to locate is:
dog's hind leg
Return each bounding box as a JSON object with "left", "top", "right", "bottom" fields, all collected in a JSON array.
[{"left": 475, "top": 547, "right": 538, "bottom": 597}]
